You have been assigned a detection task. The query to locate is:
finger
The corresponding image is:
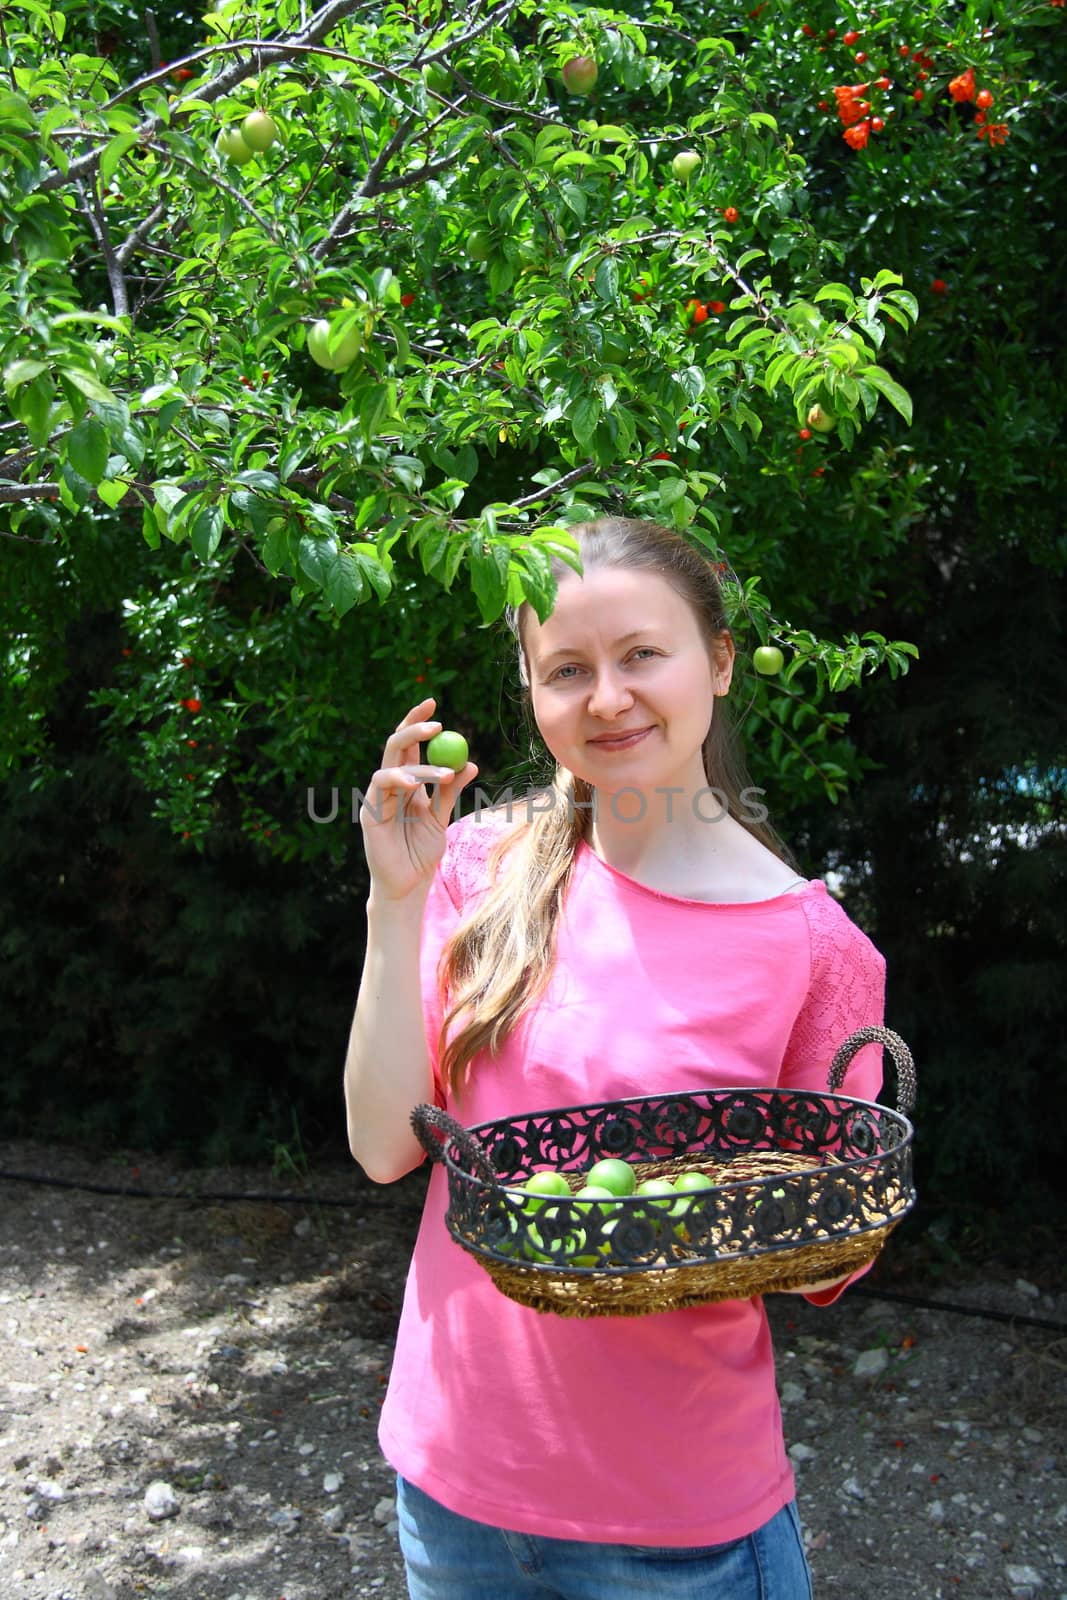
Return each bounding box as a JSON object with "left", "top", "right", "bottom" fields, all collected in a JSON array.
[
  {"left": 365, "top": 763, "right": 459, "bottom": 802},
  {"left": 382, "top": 716, "right": 442, "bottom": 764},
  {"left": 428, "top": 760, "right": 480, "bottom": 823}
]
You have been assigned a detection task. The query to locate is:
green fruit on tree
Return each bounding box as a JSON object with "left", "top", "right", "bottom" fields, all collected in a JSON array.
[
  {"left": 217, "top": 127, "right": 254, "bottom": 165},
  {"left": 467, "top": 231, "right": 492, "bottom": 263},
  {"left": 753, "top": 645, "right": 785, "bottom": 677},
  {"left": 671, "top": 150, "right": 701, "bottom": 181},
  {"left": 806, "top": 403, "right": 836, "bottom": 433},
  {"left": 585, "top": 1157, "right": 636, "bottom": 1197},
  {"left": 241, "top": 110, "right": 278, "bottom": 151},
  {"left": 423, "top": 62, "right": 453, "bottom": 95},
  {"left": 426, "top": 730, "right": 469, "bottom": 771},
  {"left": 306, "top": 317, "right": 365, "bottom": 372},
  {"left": 561, "top": 55, "right": 598, "bottom": 95}
]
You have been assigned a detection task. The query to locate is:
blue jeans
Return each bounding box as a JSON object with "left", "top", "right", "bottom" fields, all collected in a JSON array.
[{"left": 396, "top": 1474, "right": 815, "bottom": 1599}]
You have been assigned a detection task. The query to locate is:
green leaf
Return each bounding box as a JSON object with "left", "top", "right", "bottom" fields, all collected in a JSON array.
[
  {"left": 359, "top": 383, "right": 393, "bottom": 442},
  {"left": 350, "top": 544, "right": 392, "bottom": 602},
  {"left": 469, "top": 541, "right": 510, "bottom": 624},
  {"left": 324, "top": 552, "right": 365, "bottom": 617},
  {"left": 812, "top": 284, "right": 856, "bottom": 310},
  {"left": 99, "top": 132, "right": 139, "bottom": 188},
  {"left": 59, "top": 367, "right": 116, "bottom": 404},
  {"left": 190, "top": 504, "right": 224, "bottom": 561},
  {"left": 571, "top": 396, "right": 601, "bottom": 448},
  {"left": 559, "top": 181, "right": 587, "bottom": 220},
  {"left": 59, "top": 460, "right": 91, "bottom": 510},
  {"left": 3, "top": 358, "right": 48, "bottom": 393},
  {"left": 859, "top": 365, "right": 913, "bottom": 426},
  {"left": 298, "top": 534, "right": 338, "bottom": 589},
  {"left": 594, "top": 257, "right": 619, "bottom": 304},
  {"left": 11, "top": 374, "right": 53, "bottom": 447},
  {"left": 658, "top": 476, "right": 687, "bottom": 508},
  {"left": 65, "top": 417, "right": 109, "bottom": 485},
  {"left": 96, "top": 477, "right": 130, "bottom": 507},
  {"left": 263, "top": 520, "right": 291, "bottom": 576}
]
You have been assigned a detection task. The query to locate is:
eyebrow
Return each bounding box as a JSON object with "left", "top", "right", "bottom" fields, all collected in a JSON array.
[{"left": 537, "top": 630, "right": 658, "bottom": 665}]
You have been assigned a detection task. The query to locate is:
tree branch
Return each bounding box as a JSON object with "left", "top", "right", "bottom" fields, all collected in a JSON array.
[
  {"left": 82, "top": 182, "right": 130, "bottom": 318},
  {"left": 511, "top": 462, "right": 599, "bottom": 511},
  {"left": 115, "top": 197, "right": 167, "bottom": 267},
  {"left": 0, "top": 484, "right": 60, "bottom": 503},
  {"left": 144, "top": 9, "right": 161, "bottom": 72}
]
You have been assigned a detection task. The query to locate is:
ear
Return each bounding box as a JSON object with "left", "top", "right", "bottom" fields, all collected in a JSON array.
[{"left": 711, "top": 631, "right": 735, "bottom": 696}]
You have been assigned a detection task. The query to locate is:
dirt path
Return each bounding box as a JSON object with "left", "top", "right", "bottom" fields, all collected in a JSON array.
[{"left": 0, "top": 1140, "right": 1064, "bottom": 1600}]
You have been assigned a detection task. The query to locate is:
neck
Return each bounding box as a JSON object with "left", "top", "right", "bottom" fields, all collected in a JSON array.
[{"left": 584, "top": 769, "right": 732, "bottom": 871}]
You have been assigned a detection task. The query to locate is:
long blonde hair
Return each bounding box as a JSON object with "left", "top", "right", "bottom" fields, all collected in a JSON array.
[{"left": 435, "top": 518, "right": 793, "bottom": 1097}]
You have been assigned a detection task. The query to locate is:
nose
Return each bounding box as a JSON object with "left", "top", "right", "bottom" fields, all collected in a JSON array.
[{"left": 587, "top": 667, "right": 635, "bottom": 719}]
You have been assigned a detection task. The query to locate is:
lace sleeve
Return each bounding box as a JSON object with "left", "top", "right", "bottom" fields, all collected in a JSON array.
[
  {"left": 781, "top": 890, "right": 887, "bottom": 1103},
  {"left": 440, "top": 804, "right": 522, "bottom": 905}
]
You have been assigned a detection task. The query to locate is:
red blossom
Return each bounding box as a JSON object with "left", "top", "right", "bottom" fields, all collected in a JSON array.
[
  {"left": 976, "top": 88, "right": 994, "bottom": 109},
  {"left": 977, "top": 121, "right": 1009, "bottom": 146},
  {"left": 722, "top": 206, "right": 739, "bottom": 223},
  {"left": 930, "top": 278, "right": 948, "bottom": 294},
  {"left": 834, "top": 85, "right": 871, "bottom": 126},
  {"left": 843, "top": 29, "right": 860, "bottom": 44},
  {"left": 400, "top": 293, "right": 415, "bottom": 307},
  {"left": 843, "top": 120, "right": 871, "bottom": 149},
  {"left": 707, "top": 300, "right": 726, "bottom": 314},
  {"left": 948, "top": 67, "right": 976, "bottom": 102}
]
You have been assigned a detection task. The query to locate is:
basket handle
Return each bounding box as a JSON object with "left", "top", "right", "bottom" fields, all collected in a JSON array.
[
  {"left": 827, "top": 1026, "right": 916, "bottom": 1114},
  {"left": 410, "top": 1103, "right": 502, "bottom": 1188}
]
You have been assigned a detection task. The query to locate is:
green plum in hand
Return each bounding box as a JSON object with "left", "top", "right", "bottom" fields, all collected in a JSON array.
[{"left": 426, "top": 730, "right": 469, "bottom": 771}]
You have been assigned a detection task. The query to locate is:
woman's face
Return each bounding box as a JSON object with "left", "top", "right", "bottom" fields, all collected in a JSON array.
[{"left": 521, "top": 565, "right": 734, "bottom": 797}]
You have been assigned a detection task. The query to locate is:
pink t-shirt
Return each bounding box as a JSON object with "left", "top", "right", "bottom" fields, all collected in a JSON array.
[{"left": 378, "top": 806, "right": 887, "bottom": 1546}]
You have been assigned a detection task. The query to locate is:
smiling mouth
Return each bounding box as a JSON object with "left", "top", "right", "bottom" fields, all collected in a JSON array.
[{"left": 587, "top": 728, "right": 653, "bottom": 750}]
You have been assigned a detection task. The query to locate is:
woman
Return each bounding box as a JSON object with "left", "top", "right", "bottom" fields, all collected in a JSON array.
[{"left": 344, "top": 518, "right": 886, "bottom": 1597}]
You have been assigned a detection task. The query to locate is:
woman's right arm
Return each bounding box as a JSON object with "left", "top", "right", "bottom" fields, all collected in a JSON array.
[{"left": 343, "top": 697, "right": 477, "bottom": 1184}]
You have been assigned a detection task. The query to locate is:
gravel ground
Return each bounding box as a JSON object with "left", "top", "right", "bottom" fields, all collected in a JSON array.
[{"left": 0, "top": 1139, "right": 1064, "bottom": 1600}]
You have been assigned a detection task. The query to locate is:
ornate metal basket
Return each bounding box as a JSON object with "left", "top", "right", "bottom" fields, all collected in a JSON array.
[{"left": 411, "top": 1026, "right": 916, "bottom": 1317}]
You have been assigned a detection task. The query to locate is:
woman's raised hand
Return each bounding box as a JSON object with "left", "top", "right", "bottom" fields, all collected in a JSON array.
[{"left": 359, "top": 698, "right": 478, "bottom": 902}]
